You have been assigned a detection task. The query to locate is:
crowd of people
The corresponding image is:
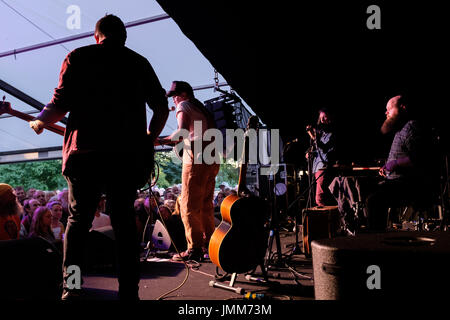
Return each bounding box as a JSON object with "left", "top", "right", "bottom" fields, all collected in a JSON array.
[
  {"left": 1, "top": 182, "right": 238, "bottom": 254},
  {"left": 0, "top": 185, "right": 69, "bottom": 246}
]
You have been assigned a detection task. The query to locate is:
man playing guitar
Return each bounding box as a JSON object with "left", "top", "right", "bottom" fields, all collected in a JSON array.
[{"left": 27, "top": 14, "right": 169, "bottom": 300}]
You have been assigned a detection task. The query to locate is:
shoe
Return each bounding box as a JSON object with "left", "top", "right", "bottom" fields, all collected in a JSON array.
[
  {"left": 61, "top": 288, "right": 84, "bottom": 301},
  {"left": 172, "top": 248, "right": 203, "bottom": 262}
]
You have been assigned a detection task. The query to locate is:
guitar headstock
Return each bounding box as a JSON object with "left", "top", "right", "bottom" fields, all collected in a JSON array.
[{"left": 0, "top": 96, "right": 12, "bottom": 116}]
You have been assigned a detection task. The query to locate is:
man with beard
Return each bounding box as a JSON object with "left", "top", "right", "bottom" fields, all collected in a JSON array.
[
  {"left": 306, "top": 108, "right": 337, "bottom": 207},
  {"left": 366, "top": 95, "right": 432, "bottom": 231}
]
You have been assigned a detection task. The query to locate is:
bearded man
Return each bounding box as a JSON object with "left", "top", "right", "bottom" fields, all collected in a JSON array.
[{"left": 365, "top": 95, "right": 433, "bottom": 231}]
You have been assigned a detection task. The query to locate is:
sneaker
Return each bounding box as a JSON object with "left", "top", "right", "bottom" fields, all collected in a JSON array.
[{"left": 172, "top": 248, "right": 203, "bottom": 262}]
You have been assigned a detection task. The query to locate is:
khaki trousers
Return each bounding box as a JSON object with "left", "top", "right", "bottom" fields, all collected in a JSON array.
[{"left": 180, "top": 163, "right": 220, "bottom": 250}]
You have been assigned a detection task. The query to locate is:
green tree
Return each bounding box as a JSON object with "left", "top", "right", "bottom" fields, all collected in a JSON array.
[
  {"left": 155, "top": 152, "right": 182, "bottom": 187},
  {"left": 0, "top": 153, "right": 239, "bottom": 193},
  {"left": 153, "top": 151, "right": 239, "bottom": 189},
  {"left": 216, "top": 158, "right": 239, "bottom": 188},
  {"left": 0, "top": 160, "right": 67, "bottom": 191}
]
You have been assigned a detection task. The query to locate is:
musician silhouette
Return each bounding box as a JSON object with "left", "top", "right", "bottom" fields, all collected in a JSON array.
[
  {"left": 29, "top": 14, "right": 169, "bottom": 300},
  {"left": 305, "top": 108, "right": 337, "bottom": 207}
]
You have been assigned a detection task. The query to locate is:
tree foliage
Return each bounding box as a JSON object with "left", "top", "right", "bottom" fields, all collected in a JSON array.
[
  {"left": 0, "top": 153, "right": 240, "bottom": 192},
  {"left": 153, "top": 151, "right": 239, "bottom": 189},
  {"left": 0, "top": 160, "right": 67, "bottom": 191}
]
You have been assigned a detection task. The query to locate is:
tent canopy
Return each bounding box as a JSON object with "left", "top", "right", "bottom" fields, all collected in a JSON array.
[{"left": 0, "top": 0, "right": 245, "bottom": 160}]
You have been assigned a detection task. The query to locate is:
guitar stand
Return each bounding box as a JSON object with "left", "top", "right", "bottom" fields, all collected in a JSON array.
[
  {"left": 209, "top": 272, "right": 245, "bottom": 295},
  {"left": 209, "top": 264, "right": 269, "bottom": 295}
]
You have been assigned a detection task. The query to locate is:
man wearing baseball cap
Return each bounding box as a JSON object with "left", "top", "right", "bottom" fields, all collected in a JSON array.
[{"left": 159, "top": 81, "right": 220, "bottom": 261}]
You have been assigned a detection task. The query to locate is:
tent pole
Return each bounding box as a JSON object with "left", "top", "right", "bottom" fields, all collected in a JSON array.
[
  {"left": 0, "top": 13, "right": 170, "bottom": 59},
  {"left": 0, "top": 78, "right": 67, "bottom": 124}
]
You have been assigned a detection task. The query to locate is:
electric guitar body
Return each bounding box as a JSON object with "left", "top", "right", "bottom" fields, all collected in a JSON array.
[{"left": 209, "top": 115, "right": 268, "bottom": 274}]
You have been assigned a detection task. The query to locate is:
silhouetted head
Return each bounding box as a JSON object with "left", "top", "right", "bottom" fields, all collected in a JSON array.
[{"left": 95, "top": 14, "right": 127, "bottom": 45}]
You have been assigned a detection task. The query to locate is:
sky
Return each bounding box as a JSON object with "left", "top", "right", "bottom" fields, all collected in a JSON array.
[{"left": 0, "top": 0, "right": 250, "bottom": 153}]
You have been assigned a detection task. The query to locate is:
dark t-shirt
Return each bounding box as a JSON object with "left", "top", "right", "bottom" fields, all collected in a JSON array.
[{"left": 42, "top": 39, "right": 168, "bottom": 176}]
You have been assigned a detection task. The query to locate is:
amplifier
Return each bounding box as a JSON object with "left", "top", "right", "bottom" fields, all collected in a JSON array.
[{"left": 245, "top": 164, "right": 259, "bottom": 195}]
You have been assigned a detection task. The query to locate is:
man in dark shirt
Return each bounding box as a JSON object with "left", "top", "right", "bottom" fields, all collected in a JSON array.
[
  {"left": 30, "top": 14, "right": 169, "bottom": 300},
  {"left": 366, "top": 95, "right": 432, "bottom": 231}
]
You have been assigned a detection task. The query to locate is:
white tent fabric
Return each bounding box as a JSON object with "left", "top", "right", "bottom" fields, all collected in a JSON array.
[{"left": 0, "top": 0, "right": 248, "bottom": 156}]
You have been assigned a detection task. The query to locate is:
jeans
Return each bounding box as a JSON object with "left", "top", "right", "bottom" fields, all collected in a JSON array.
[{"left": 63, "top": 155, "right": 146, "bottom": 299}]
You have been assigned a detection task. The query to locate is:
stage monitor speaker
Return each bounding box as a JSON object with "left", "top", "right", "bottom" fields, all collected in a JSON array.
[
  {"left": 152, "top": 219, "right": 171, "bottom": 251},
  {"left": 312, "top": 231, "right": 450, "bottom": 300},
  {"left": 0, "top": 237, "right": 62, "bottom": 300}
]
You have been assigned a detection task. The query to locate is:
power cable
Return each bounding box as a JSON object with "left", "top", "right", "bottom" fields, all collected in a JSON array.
[{"left": 139, "top": 160, "right": 197, "bottom": 300}]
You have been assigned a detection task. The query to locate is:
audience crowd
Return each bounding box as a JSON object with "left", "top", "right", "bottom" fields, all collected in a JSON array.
[{"left": 1, "top": 181, "right": 237, "bottom": 257}]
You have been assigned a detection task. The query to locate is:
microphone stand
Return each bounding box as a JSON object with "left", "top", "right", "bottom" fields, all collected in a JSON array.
[
  {"left": 287, "top": 168, "right": 327, "bottom": 255},
  {"left": 287, "top": 129, "right": 326, "bottom": 256}
]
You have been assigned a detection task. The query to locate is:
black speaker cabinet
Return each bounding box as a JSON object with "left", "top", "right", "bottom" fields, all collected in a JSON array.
[
  {"left": 312, "top": 231, "right": 450, "bottom": 300},
  {"left": 0, "top": 237, "right": 62, "bottom": 300}
]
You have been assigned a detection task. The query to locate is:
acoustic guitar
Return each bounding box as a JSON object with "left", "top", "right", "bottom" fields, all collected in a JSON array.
[{"left": 209, "top": 116, "right": 268, "bottom": 274}]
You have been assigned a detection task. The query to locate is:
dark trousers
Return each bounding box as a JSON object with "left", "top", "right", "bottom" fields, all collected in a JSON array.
[
  {"left": 365, "top": 178, "right": 427, "bottom": 231},
  {"left": 63, "top": 167, "right": 142, "bottom": 299}
]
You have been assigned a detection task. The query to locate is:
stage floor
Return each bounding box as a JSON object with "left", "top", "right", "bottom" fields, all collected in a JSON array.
[{"left": 81, "top": 229, "right": 315, "bottom": 301}]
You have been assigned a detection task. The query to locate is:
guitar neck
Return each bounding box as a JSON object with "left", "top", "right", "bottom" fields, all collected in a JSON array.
[
  {"left": 237, "top": 132, "right": 251, "bottom": 195},
  {"left": 8, "top": 109, "right": 65, "bottom": 136},
  {"left": 237, "top": 161, "right": 248, "bottom": 195}
]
